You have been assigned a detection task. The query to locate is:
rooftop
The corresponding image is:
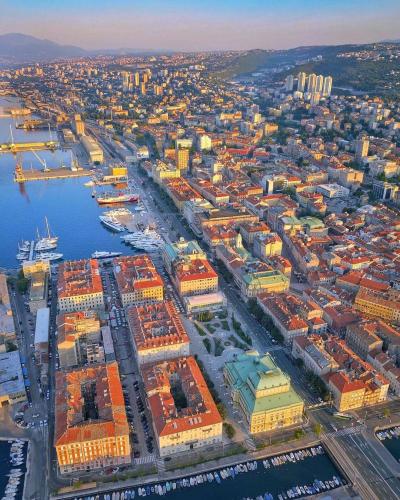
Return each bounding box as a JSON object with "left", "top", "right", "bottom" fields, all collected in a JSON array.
[
  {"left": 54, "top": 362, "right": 129, "bottom": 446},
  {"left": 58, "top": 259, "right": 103, "bottom": 299},
  {"left": 127, "top": 301, "right": 190, "bottom": 352},
  {"left": 142, "top": 356, "right": 222, "bottom": 437}
]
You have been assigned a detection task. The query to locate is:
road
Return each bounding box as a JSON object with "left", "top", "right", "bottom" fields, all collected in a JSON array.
[{"left": 8, "top": 283, "right": 50, "bottom": 500}]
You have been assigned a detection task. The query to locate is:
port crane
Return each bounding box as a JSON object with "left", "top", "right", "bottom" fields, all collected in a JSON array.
[{"left": 31, "top": 149, "right": 49, "bottom": 172}]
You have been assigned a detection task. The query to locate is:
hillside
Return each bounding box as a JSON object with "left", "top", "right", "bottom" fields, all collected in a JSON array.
[{"left": 0, "top": 33, "right": 87, "bottom": 64}]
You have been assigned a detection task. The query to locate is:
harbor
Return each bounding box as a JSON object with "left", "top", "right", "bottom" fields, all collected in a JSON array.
[
  {"left": 376, "top": 426, "right": 400, "bottom": 462},
  {"left": 54, "top": 446, "right": 345, "bottom": 500},
  {"left": 0, "top": 439, "right": 28, "bottom": 500}
]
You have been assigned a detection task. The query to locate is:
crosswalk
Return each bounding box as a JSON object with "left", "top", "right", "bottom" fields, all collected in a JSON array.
[
  {"left": 245, "top": 436, "right": 256, "bottom": 451},
  {"left": 156, "top": 457, "right": 166, "bottom": 474},
  {"left": 133, "top": 454, "right": 155, "bottom": 465},
  {"left": 326, "top": 425, "right": 364, "bottom": 438}
]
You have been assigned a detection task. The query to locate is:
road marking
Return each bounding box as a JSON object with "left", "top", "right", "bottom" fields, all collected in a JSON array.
[{"left": 348, "top": 434, "right": 400, "bottom": 499}]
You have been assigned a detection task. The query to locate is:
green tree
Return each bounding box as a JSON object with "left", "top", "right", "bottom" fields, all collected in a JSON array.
[{"left": 313, "top": 423, "right": 323, "bottom": 438}]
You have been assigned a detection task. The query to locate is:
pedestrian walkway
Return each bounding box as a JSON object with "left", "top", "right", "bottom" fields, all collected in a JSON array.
[
  {"left": 133, "top": 454, "right": 155, "bottom": 466},
  {"left": 326, "top": 425, "right": 364, "bottom": 438},
  {"left": 245, "top": 436, "right": 256, "bottom": 451},
  {"left": 156, "top": 457, "right": 166, "bottom": 474}
]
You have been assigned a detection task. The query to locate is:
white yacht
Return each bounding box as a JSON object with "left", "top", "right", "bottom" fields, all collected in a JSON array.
[
  {"left": 91, "top": 251, "right": 122, "bottom": 259},
  {"left": 99, "top": 215, "right": 125, "bottom": 232},
  {"left": 35, "top": 217, "right": 58, "bottom": 251},
  {"left": 121, "top": 227, "right": 164, "bottom": 251},
  {"left": 35, "top": 252, "right": 63, "bottom": 262}
]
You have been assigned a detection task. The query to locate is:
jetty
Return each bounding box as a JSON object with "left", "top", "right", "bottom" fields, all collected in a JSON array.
[
  {"left": 0, "top": 140, "right": 59, "bottom": 153},
  {"left": 14, "top": 165, "right": 93, "bottom": 183},
  {"left": 16, "top": 119, "right": 50, "bottom": 130}
]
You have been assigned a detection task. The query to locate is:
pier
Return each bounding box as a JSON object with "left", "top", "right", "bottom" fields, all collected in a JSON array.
[
  {"left": 14, "top": 165, "right": 93, "bottom": 183},
  {"left": 16, "top": 119, "right": 50, "bottom": 130},
  {"left": 0, "top": 140, "right": 59, "bottom": 153}
]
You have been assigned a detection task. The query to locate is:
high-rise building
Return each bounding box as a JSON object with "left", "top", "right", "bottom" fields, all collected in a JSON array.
[
  {"left": 355, "top": 136, "right": 369, "bottom": 159},
  {"left": 310, "top": 92, "right": 321, "bottom": 106},
  {"left": 121, "top": 71, "right": 131, "bottom": 91},
  {"left": 134, "top": 71, "right": 140, "bottom": 86},
  {"left": 285, "top": 75, "right": 294, "bottom": 92},
  {"left": 140, "top": 82, "right": 146, "bottom": 95},
  {"left": 297, "top": 72, "right": 306, "bottom": 92},
  {"left": 322, "top": 76, "right": 333, "bottom": 97},
  {"left": 307, "top": 73, "right": 317, "bottom": 93},
  {"left": 176, "top": 146, "right": 190, "bottom": 170},
  {"left": 315, "top": 75, "right": 324, "bottom": 93}
]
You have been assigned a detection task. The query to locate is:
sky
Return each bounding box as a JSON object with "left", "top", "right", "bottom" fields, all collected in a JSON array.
[{"left": 0, "top": 0, "right": 399, "bottom": 51}]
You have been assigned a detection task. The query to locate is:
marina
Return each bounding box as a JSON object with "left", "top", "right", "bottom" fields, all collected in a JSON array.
[
  {"left": 376, "top": 426, "right": 400, "bottom": 462},
  {"left": 0, "top": 96, "right": 137, "bottom": 268},
  {"left": 0, "top": 439, "right": 28, "bottom": 500},
  {"left": 57, "top": 446, "right": 345, "bottom": 500}
]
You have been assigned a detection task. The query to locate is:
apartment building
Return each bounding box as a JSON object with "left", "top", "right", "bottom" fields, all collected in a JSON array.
[
  {"left": 141, "top": 356, "right": 222, "bottom": 457},
  {"left": 113, "top": 255, "right": 164, "bottom": 307},
  {"left": 126, "top": 301, "right": 190, "bottom": 365},
  {"left": 57, "top": 259, "right": 104, "bottom": 312},
  {"left": 54, "top": 362, "right": 131, "bottom": 473}
]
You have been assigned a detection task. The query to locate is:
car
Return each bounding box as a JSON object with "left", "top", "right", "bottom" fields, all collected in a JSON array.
[{"left": 32, "top": 413, "right": 39, "bottom": 418}]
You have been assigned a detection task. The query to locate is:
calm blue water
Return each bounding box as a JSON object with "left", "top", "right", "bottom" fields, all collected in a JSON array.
[
  {"left": 0, "top": 96, "right": 135, "bottom": 268},
  {"left": 0, "top": 439, "right": 27, "bottom": 500}
]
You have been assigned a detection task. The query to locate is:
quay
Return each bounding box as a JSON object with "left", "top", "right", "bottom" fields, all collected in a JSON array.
[
  {"left": 14, "top": 166, "right": 93, "bottom": 183},
  {"left": 0, "top": 140, "right": 59, "bottom": 153},
  {"left": 16, "top": 119, "right": 50, "bottom": 130}
]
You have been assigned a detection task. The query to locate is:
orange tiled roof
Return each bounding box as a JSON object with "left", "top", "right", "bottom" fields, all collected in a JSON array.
[
  {"left": 141, "top": 356, "right": 222, "bottom": 437},
  {"left": 58, "top": 259, "right": 103, "bottom": 298}
]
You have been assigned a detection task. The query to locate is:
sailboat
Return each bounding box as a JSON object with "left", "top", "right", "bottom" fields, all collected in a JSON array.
[{"left": 35, "top": 217, "right": 58, "bottom": 251}]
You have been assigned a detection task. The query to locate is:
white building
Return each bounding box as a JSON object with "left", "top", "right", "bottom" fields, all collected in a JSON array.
[{"left": 316, "top": 183, "right": 350, "bottom": 199}]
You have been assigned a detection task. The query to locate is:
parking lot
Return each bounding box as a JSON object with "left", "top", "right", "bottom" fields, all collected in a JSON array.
[{"left": 99, "top": 262, "right": 156, "bottom": 461}]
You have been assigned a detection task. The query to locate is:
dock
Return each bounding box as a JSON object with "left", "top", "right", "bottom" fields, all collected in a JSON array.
[
  {"left": 14, "top": 166, "right": 93, "bottom": 183},
  {"left": 0, "top": 141, "right": 59, "bottom": 153},
  {"left": 16, "top": 119, "right": 50, "bottom": 130}
]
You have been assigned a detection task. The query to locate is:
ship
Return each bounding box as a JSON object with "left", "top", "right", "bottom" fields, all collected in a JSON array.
[
  {"left": 91, "top": 251, "right": 122, "bottom": 259},
  {"left": 99, "top": 215, "right": 125, "bottom": 232},
  {"left": 96, "top": 191, "right": 139, "bottom": 205},
  {"left": 35, "top": 217, "right": 58, "bottom": 251}
]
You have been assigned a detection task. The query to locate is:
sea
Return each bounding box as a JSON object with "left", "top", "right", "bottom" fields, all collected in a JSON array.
[
  {"left": 0, "top": 439, "right": 27, "bottom": 500},
  {"left": 0, "top": 95, "right": 135, "bottom": 269}
]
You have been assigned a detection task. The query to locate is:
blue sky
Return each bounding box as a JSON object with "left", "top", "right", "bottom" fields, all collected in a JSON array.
[{"left": 1, "top": 0, "right": 399, "bottom": 50}]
